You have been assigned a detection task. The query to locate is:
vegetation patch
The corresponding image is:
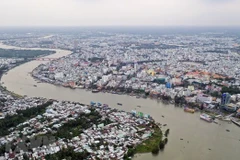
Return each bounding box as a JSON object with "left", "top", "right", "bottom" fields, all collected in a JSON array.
[
  {"left": 0, "top": 49, "right": 55, "bottom": 59},
  {"left": 0, "top": 101, "right": 53, "bottom": 137},
  {"left": 135, "top": 126, "right": 162, "bottom": 153},
  {"left": 45, "top": 147, "right": 90, "bottom": 160},
  {"left": 54, "top": 109, "right": 112, "bottom": 139}
]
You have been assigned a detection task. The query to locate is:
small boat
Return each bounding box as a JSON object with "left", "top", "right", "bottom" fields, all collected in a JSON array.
[
  {"left": 200, "top": 113, "right": 212, "bottom": 122},
  {"left": 90, "top": 101, "right": 96, "bottom": 105},
  {"left": 33, "top": 85, "right": 37, "bottom": 87},
  {"left": 215, "top": 115, "right": 223, "bottom": 119},
  {"left": 137, "top": 105, "right": 141, "bottom": 108},
  {"left": 117, "top": 103, "right": 122, "bottom": 106},
  {"left": 130, "top": 93, "right": 135, "bottom": 96},
  {"left": 103, "top": 104, "right": 109, "bottom": 107},
  {"left": 70, "top": 86, "right": 76, "bottom": 89},
  {"left": 78, "top": 85, "right": 84, "bottom": 89},
  {"left": 92, "top": 89, "right": 99, "bottom": 93},
  {"left": 231, "top": 119, "right": 240, "bottom": 127},
  {"left": 142, "top": 95, "right": 147, "bottom": 99},
  {"left": 184, "top": 107, "right": 195, "bottom": 113},
  {"left": 222, "top": 118, "right": 231, "bottom": 122},
  {"left": 97, "top": 102, "right": 102, "bottom": 106},
  {"left": 213, "top": 119, "right": 219, "bottom": 124}
]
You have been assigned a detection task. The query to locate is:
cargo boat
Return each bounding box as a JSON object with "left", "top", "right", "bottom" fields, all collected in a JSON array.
[
  {"left": 184, "top": 107, "right": 195, "bottom": 113},
  {"left": 200, "top": 113, "right": 212, "bottom": 122}
]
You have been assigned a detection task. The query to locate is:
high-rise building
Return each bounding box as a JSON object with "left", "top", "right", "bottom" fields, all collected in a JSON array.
[
  {"left": 74, "top": 40, "right": 78, "bottom": 50},
  {"left": 221, "top": 93, "right": 237, "bottom": 112},
  {"left": 221, "top": 93, "right": 231, "bottom": 106},
  {"left": 124, "top": 53, "right": 128, "bottom": 59}
]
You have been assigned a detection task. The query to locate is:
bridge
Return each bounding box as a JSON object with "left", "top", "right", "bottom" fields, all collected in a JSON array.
[{"left": 34, "top": 58, "right": 58, "bottom": 61}]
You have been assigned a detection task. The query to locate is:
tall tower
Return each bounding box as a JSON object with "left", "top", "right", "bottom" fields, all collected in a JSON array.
[
  {"left": 74, "top": 40, "right": 78, "bottom": 51},
  {"left": 134, "top": 62, "right": 138, "bottom": 73}
]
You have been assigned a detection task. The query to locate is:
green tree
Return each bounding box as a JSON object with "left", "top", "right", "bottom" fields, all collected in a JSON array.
[
  {"left": 165, "top": 129, "right": 170, "bottom": 137},
  {"left": 164, "top": 138, "right": 168, "bottom": 144},
  {"left": 159, "top": 141, "right": 165, "bottom": 150},
  {"left": 23, "top": 153, "right": 29, "bottom": 160},
  {"left": 151, "top": 145, "right": 159, "bottom": 155}
]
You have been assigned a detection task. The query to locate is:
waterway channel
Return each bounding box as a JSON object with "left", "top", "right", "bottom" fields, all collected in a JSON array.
[{"left": 0, "top": 43, "right": 240, "bottom": 160}]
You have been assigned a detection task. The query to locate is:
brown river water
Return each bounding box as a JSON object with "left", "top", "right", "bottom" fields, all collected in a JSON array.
[{"left": 0, "top": 43, "right": 240, "bottom": 160}]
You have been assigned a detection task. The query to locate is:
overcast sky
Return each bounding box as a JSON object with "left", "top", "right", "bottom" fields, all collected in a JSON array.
[{"left": 0, "top": 0, "right": 239, "bottom": 26}]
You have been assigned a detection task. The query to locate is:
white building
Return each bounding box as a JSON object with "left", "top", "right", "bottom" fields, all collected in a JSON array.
[{"left": 197, "top": 94, "right": 212, "bottom": 103}]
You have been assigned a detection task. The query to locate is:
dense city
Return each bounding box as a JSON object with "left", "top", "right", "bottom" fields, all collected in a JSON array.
[
  {"left": 1, "top": 0, "right": 240, "bottom": 159},
  {"left": 0, "top": 31, "right": 168, "bottom": 160},
  {"left": 9, "top": 31, "right": 240, "bottom": 117},
  {"left": 0, "top": 29, "right": 240, "bottom": 159},
  {"left": 0, "top": 99, "right": 161, "bottom": 160}
]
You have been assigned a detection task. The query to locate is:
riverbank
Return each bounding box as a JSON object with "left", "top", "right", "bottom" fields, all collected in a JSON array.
[
  {"left": 28, "top": 47, "right": 239, "bottom": 120},
  {"left": 0, "top": 43, "right": 168, "bottom": 158},
  {"left": 31, "top": 60, "right": 239, "bottom": 124},
  {"left": 0, "top": 47, "right": 57, "bottom": 98},
  {"left": 1, "top": 43, "right": 240, "bottom": 160}
]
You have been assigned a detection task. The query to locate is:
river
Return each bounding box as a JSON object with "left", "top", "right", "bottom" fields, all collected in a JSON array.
[{"left": 0, "top": 43, "right": 240, "bottom": 160}]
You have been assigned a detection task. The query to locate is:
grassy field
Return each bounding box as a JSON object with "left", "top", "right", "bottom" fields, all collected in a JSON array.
[{"left": 135, "top": 126, "right": 162, "bottom": 153}]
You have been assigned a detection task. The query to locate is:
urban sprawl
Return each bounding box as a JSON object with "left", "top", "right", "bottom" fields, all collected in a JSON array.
[{"left": 0, "top": 30, "right": 240, "bottom": 159}]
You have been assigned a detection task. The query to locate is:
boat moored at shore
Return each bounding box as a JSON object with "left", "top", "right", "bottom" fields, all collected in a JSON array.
[
  {"left": 184, "top": 107, "right": 195, "bottom": 113},
  {"left": 90, "top": 101, "right": 96, "bottom": 105},
  {"left": 92, "top": 89, "right": 100, "bottom": 93},
  {"left": 200, "top": 113, "right": 212, "bottom": 122}
]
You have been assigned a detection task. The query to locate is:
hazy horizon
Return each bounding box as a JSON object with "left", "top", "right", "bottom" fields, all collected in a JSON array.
[
  {"left": 1, "top": 0, "right": 240, "bottom": 27},
  {"left": 1, "top": 26, "right": 240, "bottom": 36}
]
